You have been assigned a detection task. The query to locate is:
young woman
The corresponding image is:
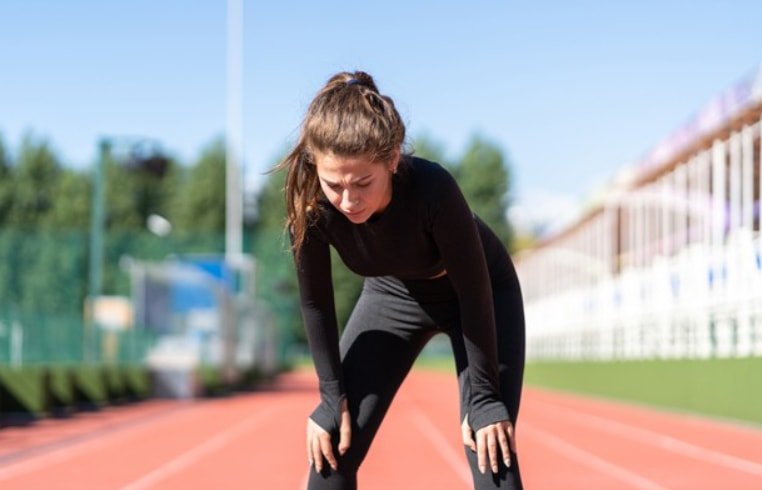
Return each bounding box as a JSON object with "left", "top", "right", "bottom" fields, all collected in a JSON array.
[{"left": 278, "top": 71, "right": 526, "bottom": 489}]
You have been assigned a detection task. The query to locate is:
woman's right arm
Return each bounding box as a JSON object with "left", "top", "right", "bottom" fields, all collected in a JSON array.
[
  {"left": 291, "top": 227, "right": 346, "bottom": 433},
  {"left": 292, "top": 227, "right": 353, "bottom": 471}
]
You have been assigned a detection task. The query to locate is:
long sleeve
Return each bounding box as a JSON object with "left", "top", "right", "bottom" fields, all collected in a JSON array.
[
  {"left": 429, "top": 171, "right": 510, "bottom": 432},
  {"left": 291, "top": 226, "right": 346, "bottom": 433}
]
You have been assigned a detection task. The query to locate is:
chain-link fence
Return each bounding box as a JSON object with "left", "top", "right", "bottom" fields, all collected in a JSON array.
[{"left": 0, "top": 229, "right": 294, "bottom": 372}]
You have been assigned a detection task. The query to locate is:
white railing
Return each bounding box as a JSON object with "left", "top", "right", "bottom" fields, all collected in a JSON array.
[{"left": 524, "top": 234, "right": 762, "bottom": 360}]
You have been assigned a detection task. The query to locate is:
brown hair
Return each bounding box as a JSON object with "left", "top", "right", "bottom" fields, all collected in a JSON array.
[{"left": 275, "top": 71, "right": 406, "bottom": 261}]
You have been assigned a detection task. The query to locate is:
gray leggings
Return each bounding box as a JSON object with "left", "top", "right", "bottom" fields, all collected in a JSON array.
[{"left": 308, "top": 273, "right": 525, "bottom": 489}]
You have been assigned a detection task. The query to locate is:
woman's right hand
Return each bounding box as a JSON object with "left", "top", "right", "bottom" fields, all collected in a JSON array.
[{"left": 307, "top": 398, "right": 351, "bottom": 472}]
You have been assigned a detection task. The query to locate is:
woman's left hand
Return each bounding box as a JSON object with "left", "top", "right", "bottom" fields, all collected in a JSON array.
[{"left": 462, "top": 414, "right": 516, "bottom": 474}]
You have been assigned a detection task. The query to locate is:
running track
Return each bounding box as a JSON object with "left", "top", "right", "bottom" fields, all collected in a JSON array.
[{"left": 1, "top": 368, "right": 761, "bottom": 489}]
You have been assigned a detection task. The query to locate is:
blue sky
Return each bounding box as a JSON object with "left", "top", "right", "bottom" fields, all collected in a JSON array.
[{"left": 2, "top": 1, "right": 761, "bottom": 233}]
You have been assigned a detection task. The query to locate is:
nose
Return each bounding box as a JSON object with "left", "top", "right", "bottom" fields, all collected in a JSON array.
[{"left": 342, "top": 190, "right": 360, "bottom": 208}]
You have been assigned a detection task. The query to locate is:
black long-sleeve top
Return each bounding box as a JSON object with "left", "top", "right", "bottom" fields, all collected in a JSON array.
[{"left": 292, "top": 156, "right": 514, "bottom": 433}]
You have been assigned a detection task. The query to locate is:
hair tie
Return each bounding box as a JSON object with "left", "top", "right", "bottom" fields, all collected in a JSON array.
[{"left": 346, "top": 78, "right": 361, "bottom": 86}]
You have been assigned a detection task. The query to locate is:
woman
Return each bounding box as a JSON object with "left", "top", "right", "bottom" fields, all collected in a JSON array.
[{"left": 278, "top": 71, "right": 525, "bottom": 489}]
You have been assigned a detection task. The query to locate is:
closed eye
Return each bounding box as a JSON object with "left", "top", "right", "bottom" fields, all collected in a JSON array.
[
  {"left": 321, "top": 177, "right": 373, "bottom": 192},
  {"left": 326, "top": 180, "right": 371, "bottom": 191}
]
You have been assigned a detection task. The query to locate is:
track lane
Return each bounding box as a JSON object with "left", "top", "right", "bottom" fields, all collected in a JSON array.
[
  {"left": 524, "top": 388, "right": 762, "bottom": 489},
  {"left": 1, "top": 393, "right": 287, "bottom": 489},
  {"left": 148, "top": 376, "right": 316, "bottom": 490},
  {"left": 2, "top": 368, "right": 761, "bottom": 489},
  {"left": 529, "top": 388, "right": 762, "bottom": 468}
]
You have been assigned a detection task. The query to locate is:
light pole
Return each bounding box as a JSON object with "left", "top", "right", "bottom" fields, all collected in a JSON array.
[
  {"left": 226, "top": 0, "right": 244, "bottom": 264},
  {"left": 86, "top": 138, "right": 109, "bottom": 362}
]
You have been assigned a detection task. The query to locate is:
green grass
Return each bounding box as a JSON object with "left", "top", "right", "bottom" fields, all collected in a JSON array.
[
  {"left": 291, "top": 356, "right": 314, "bottom": 370},
  {"left": 524, "top": 357, "right": 762, "bottom": 426},
  {"left": 413, "top": 355, "right": 456, "bottom": 372},
  {"left": 413, "top": 355, "right": 762, "bottom": 426}
]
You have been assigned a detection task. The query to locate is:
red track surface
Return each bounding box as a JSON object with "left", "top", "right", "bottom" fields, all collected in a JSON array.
[{"left": 2, "top": 368, "right": 761, "bottom": 489}]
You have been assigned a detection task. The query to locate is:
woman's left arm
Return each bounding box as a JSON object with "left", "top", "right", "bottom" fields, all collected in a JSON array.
[{"left": 429, "top": 167, "right": 515, "bottom": 472}]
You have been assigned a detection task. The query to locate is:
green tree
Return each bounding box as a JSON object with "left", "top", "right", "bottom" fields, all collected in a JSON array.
[
  {"left": 252, "top": 160, "right": 302, "bottom": 345},
  {"left": 457, "top": 135, "right": 514, "bottom": 247},
  {"left": 411, "top": 132, "right": 447, "bottom": 165},
  {"left": 254, "top": 156, "right": 288, "bottom": 231},
  {"left": 129, "top": 148, "right": 180, "bottom": 230},
  {"left": 31, "top": 167, "right": 92, "bottom": 312},
  {"left": 170, "top": 138, "right": 226, "bottom": 233},
  {"left": 0, "top": 134, "right": 88, "bottom": 315},
  {"left": 114, "top": 145, "right": 186, "bottom": 295},
  {"left": 75, "top": 141, "right": 180, "bottom": 235},
  {"left": 0, "top": 134, "right": 13, "bottom": 224},
  {"left": 42, "top": 169, "right": 91, "bottom": 229},
  {"left": 6, "top": 133, "right": 62, "bottom": 228}
]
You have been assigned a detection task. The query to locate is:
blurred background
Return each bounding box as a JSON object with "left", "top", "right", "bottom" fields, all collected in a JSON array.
[{"left": 2, "top": 1, "right": 762, "bottom": 488}]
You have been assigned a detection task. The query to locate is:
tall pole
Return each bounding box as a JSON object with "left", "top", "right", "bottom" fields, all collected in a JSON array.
[
  {"left": 226, "top": 0, "right": 244, "bottom": 262},
  {"left": 87, "top": 138, "right": 108, "bottom": 362}
]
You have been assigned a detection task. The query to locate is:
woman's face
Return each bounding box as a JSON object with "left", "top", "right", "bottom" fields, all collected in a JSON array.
[{"left": 313, "top": 151, "right": 398, "bottom": 224}]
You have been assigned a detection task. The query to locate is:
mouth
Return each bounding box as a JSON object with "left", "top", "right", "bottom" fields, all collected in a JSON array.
[{"left": 343, "top": 208, "right": 365, "bottom": 216}]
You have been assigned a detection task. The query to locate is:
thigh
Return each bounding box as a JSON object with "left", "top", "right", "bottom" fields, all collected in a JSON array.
[{"left": 336, "top": 290, "right": 436, "bottom": 468}]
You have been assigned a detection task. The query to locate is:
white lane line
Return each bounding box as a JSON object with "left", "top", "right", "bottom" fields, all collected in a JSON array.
[
  {"left": 121, "top": 406, "right": 279, "bottom": 490},
  {"left": 522, "top": 422, "right": 666, "bottom": 490},
  {"left": 535, "top": 400, "right": 762, "bottom": 477},
  {"left": 0, "top": 404, "right": 196, "bottom": 481},
  {"left": 296, "top": 400, "right": 471, "bottom": 489},
  {"left": 409, "top": 407, "right": 472, "bottom": 486},
  {"left": 297, "top": 408, "right": 472, "bottom": 489},
  {"left": 0, "top": 405, "right": 190, "bottom": 466}
]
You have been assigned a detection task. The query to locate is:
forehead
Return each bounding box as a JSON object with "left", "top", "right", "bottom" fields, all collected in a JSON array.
[{"left": 313, "top": 152, "right": 383, "bottom": 180}]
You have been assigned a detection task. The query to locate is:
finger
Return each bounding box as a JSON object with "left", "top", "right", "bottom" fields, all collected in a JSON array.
[
  {"left": 507, "top": 423, "right": 517, "bottom": 454},
  {"left": 476, "top": 429, "right": 488, "bottom": 474},
  {"left": 311, "top": 437, "right": 323, "bottom": 473},
  {"left": 487, "top": 430, "right": 499, "bottom": 473},
  {"left": 338, "top": 426, "right": 351, "bottom": 455},
  {"left": 306, "top": 429, "right": 312, "bottom": 466},
  {"left": 461, "top": 423, "right": 476, "bottom": 452},
  {"left": 498, "top": 425, "right": 511, "bottom": 468},
  {"left": 319, "top": 434, "right": 338, "bottom": 471},
  {"left": 338, "top": 413, "right": 352, "bottom": 455}
]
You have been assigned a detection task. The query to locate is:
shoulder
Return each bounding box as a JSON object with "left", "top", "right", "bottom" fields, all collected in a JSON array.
[
  {"left": 399, "top": 156, "right": 466, "bottom": 227},
  {"left": 400, "top": 156, "right": 459, "bottom": 198},
  {"left": 402, "top": 155, "right": 452, "bottom": 180}
]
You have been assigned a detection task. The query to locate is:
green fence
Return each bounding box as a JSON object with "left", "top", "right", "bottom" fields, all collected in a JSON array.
[
  {"left": 0, "top": 228, "right": 299, "bottom": 368},
  {"left": 0, "top": 307, "right": 158, "bottom": 365}
]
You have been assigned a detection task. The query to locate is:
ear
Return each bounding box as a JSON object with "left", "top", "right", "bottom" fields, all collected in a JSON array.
[{"left": 389, "top": 149, "right": 401, "bottom": 173}]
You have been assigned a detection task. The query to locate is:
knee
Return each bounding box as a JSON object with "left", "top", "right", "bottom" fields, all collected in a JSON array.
[
  {"left": 308, "top": 450, "right": 362, "bottom": 486},
  {"left": 321, "top": 429, "right": 370, "bottom": 476},
  {"left": 308, "top": 465, "right": 357, "bottom": 489},
  {"left": 464, "top": 447, "right": 524, "bottom": 489}
]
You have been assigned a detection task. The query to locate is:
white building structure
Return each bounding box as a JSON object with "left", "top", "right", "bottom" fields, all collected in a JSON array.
[{"left": 516, "top": 67, "right": 762, "bottom": 361}]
